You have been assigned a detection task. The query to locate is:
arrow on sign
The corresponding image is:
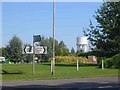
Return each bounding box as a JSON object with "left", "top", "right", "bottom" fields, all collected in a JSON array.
[
  {"left": 22, "top": 46, "right": 33, "bottom": 54},
  {"left": 22, "top": 46, "right": 47, "bottom": 54}
]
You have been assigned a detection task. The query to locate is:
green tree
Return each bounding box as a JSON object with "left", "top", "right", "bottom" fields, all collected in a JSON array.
[
  {"left": 58, "top": 41, "right": 69, "bottom": 56},
  {"left": 6, "top": 35, "right": 23, "bottom": 63},
  {"left": 38, "top": 36, "right": 69, "bottom": 60},
  {"left": 38, "top": 36, "right": 59, "bottom": 61},
  {"left": 70, "top": 47, "right": 75, "bottom": 56},
  {"left": 0, "top": 47, "right": 8, "bottom": 57},
  {"left": 83, "top": 2, "right": 120, "bottom": 58}
]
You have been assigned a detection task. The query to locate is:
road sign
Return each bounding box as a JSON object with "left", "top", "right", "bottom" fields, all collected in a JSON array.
[
  {"left": 22, "top": 46, "right": 47, "bottom": 54},
  {"left": 35, "top": 46, "right": 47, "bottom": 54},
  {"left": 33, "top": 35, "right": 41, "bottom": 42},
  {"left": 22, "top": 46, "right": 33, "bottom": 54}
]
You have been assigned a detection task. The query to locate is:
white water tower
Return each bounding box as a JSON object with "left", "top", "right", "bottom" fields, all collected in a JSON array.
[{"left": 76, "top": 36, "right": 88, "bottom": 52}]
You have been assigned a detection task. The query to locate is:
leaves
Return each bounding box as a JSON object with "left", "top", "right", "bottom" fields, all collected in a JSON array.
[
  {"left": 6, "top": 35, "right": 23, "bottom": 63},
  {"left": 83, "top": 2, "right": 120, "bottom": 57},
  {"left": 38, "top": 36, "right": 69, "bottom": 61}
]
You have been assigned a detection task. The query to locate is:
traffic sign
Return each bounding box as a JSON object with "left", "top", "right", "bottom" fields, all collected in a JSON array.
[
  {"left": 33, "top": 35, "right": 41, "bottom": 42},
  {"left": 22, "top": 46, "right": 33, "bottom": 54},
  {"left": 22, "top": 46, "right": 47, "bottom": 54},
  {"left": 35, "top": 46, "right": 47, "bottom": 54}
]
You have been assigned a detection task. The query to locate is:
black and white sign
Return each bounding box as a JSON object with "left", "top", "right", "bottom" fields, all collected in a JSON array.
[
  {"left": 35, "top": 46, "right": 47, "bottom": 54},
  {"left": 22, "top": 46, "right": 33, "bottom": 54},
  {"left": 22, "top": 46, "right": 47, "bottom": 54}
]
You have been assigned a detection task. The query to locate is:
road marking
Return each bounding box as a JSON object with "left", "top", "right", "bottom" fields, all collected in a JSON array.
[
  {"left": 98, "top": 86, "right": 113, "bottom": 88},
  {"left": 99, "top": 82, "right": 109, "bottom": 84}
]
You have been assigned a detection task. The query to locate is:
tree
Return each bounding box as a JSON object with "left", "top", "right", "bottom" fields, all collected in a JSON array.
[
  {"left": 6, "top": 35, "right": 23, "bottom": 63},
  {"left": 38, "top": 37, "right": 69, "bottom": 60},
  {"left": 70, "top": 47, "right": 75, "bottom": 56},
  {"left": 83, "top": 2, "right": 120, "bottom": 58},
  {"left": 38, "top": 36, "right": 60, "bottom": 61},
  {"left": 1, "top": 47, "right": 8, "bottom": 58},
  {"left": 58, "top": 41, "right": 69, "bottom": 56}
]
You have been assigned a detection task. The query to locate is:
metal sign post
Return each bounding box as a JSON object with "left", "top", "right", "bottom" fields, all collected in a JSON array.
[
  {"left": 32, "top": 35, "right": 41, "bottom": 75},
  {"left": 22, "top": 35, "right": 47, "bottom": 75},
  {"left": 32, "top": 42, "right": 35, "bottom": 75}
]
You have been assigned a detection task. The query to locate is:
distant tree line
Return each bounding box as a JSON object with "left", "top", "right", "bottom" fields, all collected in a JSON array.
[{"left": 0, "top": 35, "right": 76, "bottom": 63}]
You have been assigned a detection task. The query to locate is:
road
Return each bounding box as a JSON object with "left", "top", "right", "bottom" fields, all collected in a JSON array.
[{"left": 1, "top": 77, "right": 120, "bottom": 90}]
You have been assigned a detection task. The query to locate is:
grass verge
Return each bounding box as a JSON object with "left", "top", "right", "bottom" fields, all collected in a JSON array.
[{"left": 1, "top": 62, "right": 119, "bottom": 81}]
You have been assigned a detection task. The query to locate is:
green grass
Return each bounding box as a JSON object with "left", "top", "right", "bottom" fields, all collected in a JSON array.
[{"left": 1, "top": 62, "right": 119, "bottom": 81}]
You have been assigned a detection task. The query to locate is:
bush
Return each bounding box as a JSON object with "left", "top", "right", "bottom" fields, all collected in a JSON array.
[
  {"left": 104, "top": 53, "right": 120, "bottom": 69},
  {"left": 111, "top": 53, "right": 120, "bottom": 68},
  {"left": 104, "top": 58, "right": 113, "bottom": 68},
  {"left": 49, "top": 56, "right": 88, "bottom": 63}
]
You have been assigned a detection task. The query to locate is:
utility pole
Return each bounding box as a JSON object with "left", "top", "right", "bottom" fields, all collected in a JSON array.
[{"left": 51, "top": 0, "right": 56, "bottom": 75}]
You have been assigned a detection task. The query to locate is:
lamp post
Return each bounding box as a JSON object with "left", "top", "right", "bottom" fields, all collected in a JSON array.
[{"left": 51, "top": 0, "right": 56, "bottom": 75}]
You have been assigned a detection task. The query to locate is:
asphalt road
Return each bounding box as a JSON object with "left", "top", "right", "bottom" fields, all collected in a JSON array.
[{"left": 1, "top": 77, "right": 120, "bottom": 90}]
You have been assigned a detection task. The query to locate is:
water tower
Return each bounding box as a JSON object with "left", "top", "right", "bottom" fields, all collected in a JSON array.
[{"left": 76, "top": 36, "right": 88, "bottom": 52}]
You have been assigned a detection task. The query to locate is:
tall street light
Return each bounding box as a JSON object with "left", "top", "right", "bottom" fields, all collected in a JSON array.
[{"left": 51, "top": 0, "right": 56, "bottom": 75}]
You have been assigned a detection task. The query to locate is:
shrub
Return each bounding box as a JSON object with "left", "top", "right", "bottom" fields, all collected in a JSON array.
[
  {"left": 111, "top": 53, "right": 120, "bottom": 69},
  {"left": 104, "top": 58, "right": 113, "bottom": 68},
  {"left": 104, "top": 53, "right": 120, "bottom": 69},
  {"left": 49, "top": 56, "right": 88, "bottom": 63}
]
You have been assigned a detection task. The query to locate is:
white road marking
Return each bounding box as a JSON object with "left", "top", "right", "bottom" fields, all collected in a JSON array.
[
  {"left": 99, "top": 82, "right": 109, "bottom": 84},
  {"left": 98, "top": 86, "right": 113, "bottom": 88}
]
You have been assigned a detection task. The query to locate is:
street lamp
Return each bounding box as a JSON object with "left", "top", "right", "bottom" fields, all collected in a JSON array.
[{"left": 51, "top": 0, "right": 56, "bottom": 75}]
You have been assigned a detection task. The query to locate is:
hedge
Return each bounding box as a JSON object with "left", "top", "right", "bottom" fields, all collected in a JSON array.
[{"left": 49, "top": 56, "right": 88, "bottom": 63}]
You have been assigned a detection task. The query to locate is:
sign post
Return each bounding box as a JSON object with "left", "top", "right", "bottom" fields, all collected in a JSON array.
[
  {"left": 22, "top": 35, "right": 47, "bottom": 76},
  {"left": 32, "top": 41, "right": 35, "bottom": 75},
  {"left": 32, "top": 35, "right": 41, "bottom": 75}
]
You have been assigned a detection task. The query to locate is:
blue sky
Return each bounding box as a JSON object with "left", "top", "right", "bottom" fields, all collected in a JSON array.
[{"left": 2, "top": 2, "right": 102, "bottom": 50}]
